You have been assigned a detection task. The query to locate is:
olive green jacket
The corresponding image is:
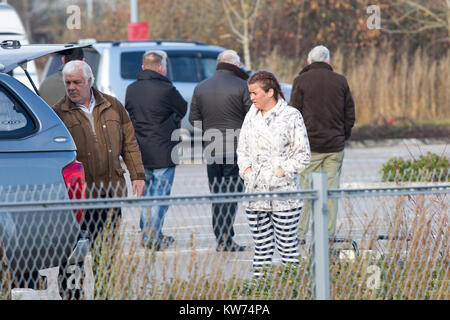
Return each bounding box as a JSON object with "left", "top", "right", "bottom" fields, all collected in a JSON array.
[{"left": 39, "top": 71, "right": 66, "bottom": 107}]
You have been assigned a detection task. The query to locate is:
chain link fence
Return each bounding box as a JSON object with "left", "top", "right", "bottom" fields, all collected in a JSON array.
[{"left": 0, "top": 169, "right": 448, "bottom": 300}]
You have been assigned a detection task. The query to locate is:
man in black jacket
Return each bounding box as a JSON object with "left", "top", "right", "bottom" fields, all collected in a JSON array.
[
  {"left": 189, "top": 50, "right": 252, "bottom": 252},
  {"left": 289, "top": 45, "right": 355, "bottom": 242},
  {"left": 125, "top": 50, "right": 187, "bottom": 250}
]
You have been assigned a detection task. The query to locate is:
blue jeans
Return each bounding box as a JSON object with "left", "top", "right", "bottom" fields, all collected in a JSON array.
[{"left": 140, "top": 167, "right": 175, "bottom": 243}]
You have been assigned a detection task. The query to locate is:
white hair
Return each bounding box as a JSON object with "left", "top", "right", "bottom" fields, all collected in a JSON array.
[
  {"left": 217, "top": 50, "right": 241, "bottom": 66},
  {"left": 62, "top": 60, "right": 95, "bottom": 86},
  {"left": 143, "top": 49, "right": 168, "bottom": 69},
  {"left": 307, "top": 45, "right": 330, "bottom": 63}
]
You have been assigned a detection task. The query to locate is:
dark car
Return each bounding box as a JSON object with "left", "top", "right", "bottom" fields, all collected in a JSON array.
[{"left": 0, "top": 40, "right": 90, "bottom": 299}]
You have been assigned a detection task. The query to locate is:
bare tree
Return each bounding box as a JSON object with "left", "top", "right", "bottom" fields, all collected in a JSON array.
[
  {"left": 221, "top": 0, "right": 261, "bottom": 69},
  {"left": 383, "top": 0, "right": 450, "bottom": 44}
]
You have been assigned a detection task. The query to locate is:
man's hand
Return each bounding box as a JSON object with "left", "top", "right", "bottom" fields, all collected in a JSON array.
[
  {"left": 244, "top": 167, "right": 253, "bottom": 175},
  {"left": 132, "top": 179, "right": 145, "bottom": 197}
]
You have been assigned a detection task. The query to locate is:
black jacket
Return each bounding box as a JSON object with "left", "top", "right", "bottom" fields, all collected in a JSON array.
[
  {"left": 125, "top": 69, "right": 187, "bottom": 169},
  {"left": 289, "top": 62, "right": 355, "bottom": 153},
  {"left": 189, "top": 63, "right": 252, "bottom": 158}
]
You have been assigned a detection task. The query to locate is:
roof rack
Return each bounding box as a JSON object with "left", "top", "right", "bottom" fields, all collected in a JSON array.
[
  {"left": 78, "top": 38, "right": 97, "bottom": 45},
  {"left": 110, "top": 40, "right": 207, "bottom": 46},
  {"left": 1, "top": 40, "right": 21, "bottom": 49},
  {"left": 78, "top": 38, "right": 209, "bottom": 47}
]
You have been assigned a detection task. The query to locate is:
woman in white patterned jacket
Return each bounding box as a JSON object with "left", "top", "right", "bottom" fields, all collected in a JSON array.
[{"left": 237, "top": 70, "right": 311, "bottom": 278}]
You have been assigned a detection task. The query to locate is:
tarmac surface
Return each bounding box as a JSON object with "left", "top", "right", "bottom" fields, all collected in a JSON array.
[
  {"left": 118, "top": 139, "right": 449, "bottom": 283},
  {"left": 12, "top": 139, "right": 447, "bottom": 299}
]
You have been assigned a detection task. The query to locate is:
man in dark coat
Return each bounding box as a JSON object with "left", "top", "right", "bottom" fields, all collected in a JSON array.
[
  {"left": 189, "top": 50, "right": 252, "bottom": 251},
  {"left": 125, "top": 50, "right": 187, "bottom": 250},
  {"left": 289, "top": 45, "right": 355, "bottom": 242}
]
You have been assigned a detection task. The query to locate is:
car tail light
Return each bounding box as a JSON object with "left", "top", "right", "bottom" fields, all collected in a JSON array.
[{"left": 62, "top": 160, "right": 86, "bottom": 223}]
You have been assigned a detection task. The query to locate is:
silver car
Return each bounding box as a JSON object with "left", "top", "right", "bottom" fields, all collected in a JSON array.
[{"left": 0, "top": 40, "right": 90, "bottom": 298}]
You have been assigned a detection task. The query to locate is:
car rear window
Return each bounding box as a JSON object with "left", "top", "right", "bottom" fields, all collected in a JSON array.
[
  {"left": 120, "top": 50, "right": 220, "bottom": 82},
  {"left": 43, "top": 49, "right": 100, "bottom": 79},
  {"left": 0, "top": 86, "right": 36, "bottom": 138}
]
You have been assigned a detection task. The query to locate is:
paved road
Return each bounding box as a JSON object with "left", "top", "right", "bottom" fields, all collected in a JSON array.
[
  {"left": 119, "top": 141, "right": 449, "bottom": 283},
  {"left": 15, "top": 141, "right": 446, "bottom": 299}
]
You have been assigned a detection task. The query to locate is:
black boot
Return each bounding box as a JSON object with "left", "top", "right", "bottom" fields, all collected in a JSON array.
[{"left": 216, "top": 240, "right": 246, "bottom": 252}]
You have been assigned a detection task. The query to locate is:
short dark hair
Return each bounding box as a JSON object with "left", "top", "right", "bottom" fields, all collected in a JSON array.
[
  {"left": 63, "top": 48, "right": 84, "bottom": 63},
  {"left": 248, "top": 70, "right": 285, "bottom": 100}
]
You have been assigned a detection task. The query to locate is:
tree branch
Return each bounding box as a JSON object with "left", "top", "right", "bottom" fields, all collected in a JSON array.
[
  {"left": 221, "top": 0, "right": 245, "bottom": 40},
  {"left": 402, "top": 0, "right": 447, "bottom": 26},
  {"left": 224, "top": 0, "right": 243, "bottom": 21},
  {"left": 248, "top": 0, "right": 261, "bottom": 20},
  {"left": 382, "top": 22, "right": 445, "bottom": 34},
  {"left": 383, "top": 0, "right": 449, "bottom": 37}
]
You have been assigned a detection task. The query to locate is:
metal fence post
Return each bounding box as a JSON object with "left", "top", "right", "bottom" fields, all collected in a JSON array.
[{"left": 311, "top": 172, "right": 330, "bottom": 300}]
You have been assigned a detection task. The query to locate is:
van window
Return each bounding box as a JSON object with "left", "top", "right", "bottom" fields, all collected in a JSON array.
[
  {"left": 198, "top": 57, "right": 217, "bottom": 80},
  {"left": 168, "top": 57, "right": 197, "bottom": 82},
  {"left": 120, "top": 51, "right": 220, "bottom": 82},
  {"left": 0, "top": 86, "right": 36, "bottom": 138},
  {"left": 120, "top": 51, "right": 143, "bottom": 80}
]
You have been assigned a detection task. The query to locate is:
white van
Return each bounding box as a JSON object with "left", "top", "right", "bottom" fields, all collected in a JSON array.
[{"left": 0, "top": 3, "right": 39, "bottom": 90}]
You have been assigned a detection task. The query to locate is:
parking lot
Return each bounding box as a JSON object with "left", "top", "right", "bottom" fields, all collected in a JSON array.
[
  {"left": 119, "top": 140, "right": 449, "bottom": 280},
  {"left": 10, "top": 140, "right": 447, "bottom": 299}
]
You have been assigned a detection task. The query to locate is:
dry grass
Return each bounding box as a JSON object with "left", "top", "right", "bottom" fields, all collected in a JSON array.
[
  {"left": 1, "top": 188, "right": 446, "bottom": 300},
  {"left": 255, "top": 46, "right": 450, "bottom": 125},
  {"left": 331, "top": 193, "right": 448, "bottom": 300},
  {"left": 85, "top": 192, "right": 448, "bottom": 300}
]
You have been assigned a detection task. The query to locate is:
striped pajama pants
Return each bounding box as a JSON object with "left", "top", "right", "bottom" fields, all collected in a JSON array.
[{"left": 246, "top": 208, "right": 302, "bottom": 278}]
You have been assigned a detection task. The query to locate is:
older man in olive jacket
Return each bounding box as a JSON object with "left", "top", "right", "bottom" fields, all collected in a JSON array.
[{"left": 52, "top": 60, "right": 145, "bottom": 242}]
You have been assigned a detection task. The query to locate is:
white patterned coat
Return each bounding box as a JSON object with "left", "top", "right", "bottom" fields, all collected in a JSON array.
[{"left": 237, "top": 99, "right": 311, "bottom": 211}]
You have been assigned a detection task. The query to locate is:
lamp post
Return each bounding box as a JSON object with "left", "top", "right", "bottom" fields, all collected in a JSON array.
[
  {"left": 130, "top": 0, "right": 138, "bottom": 23},
  {"left": 127, "top": 0, "right": 148, "bottom": 41},
  {"left": 87, "top": 0, "right": 93, "bottom": 22}
]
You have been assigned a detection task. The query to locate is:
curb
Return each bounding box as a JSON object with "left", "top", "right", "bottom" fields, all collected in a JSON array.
[{"left": 346, "top": 138, "right": 449, "bottom": 149}]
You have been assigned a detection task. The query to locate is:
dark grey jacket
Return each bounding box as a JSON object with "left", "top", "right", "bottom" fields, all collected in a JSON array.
[
  {"left": 289, "top": 62, "right": 355, "bottom": 153},
  {"left": 125, "top": 69, "right": 187, "bottom": 169},
  {"left": 189, "top": 63, "right": 252, "bottom": 159}
]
